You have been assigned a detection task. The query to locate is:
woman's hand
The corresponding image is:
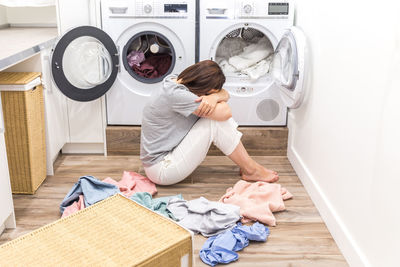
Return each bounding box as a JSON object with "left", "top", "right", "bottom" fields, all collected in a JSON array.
[{"left": 195, "top": 94, "right": 218, "bottom": 117}]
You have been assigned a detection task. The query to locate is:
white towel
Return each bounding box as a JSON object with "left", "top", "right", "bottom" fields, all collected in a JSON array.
[
  {"left": 217, "top": 58, "right": 237, "bottom": 74},
  {"left": 241, "top": 59, "right": 272, "bottom": 80},
  {"left": 228, "top": 37, "right": 273, "bottom": 71}
]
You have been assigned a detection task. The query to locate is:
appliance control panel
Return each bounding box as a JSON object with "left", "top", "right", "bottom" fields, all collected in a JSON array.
[
  {"left": 203, "top": 0, "right": 292, "bottom": 19},
  {"left": 237, "top": 0, "right": 291, "bottom": 18},
  {"left": 104, "top": 0, "right": 191, "bottom": 18},
  {"left": 136, "top": 1, "right": 189, "bottom": 17},
  {"left": 164, "top": 3, "right": 188, "bottom": 13},
  {"left": 268, "top": 2, "right": 289, "bottom": 15}
]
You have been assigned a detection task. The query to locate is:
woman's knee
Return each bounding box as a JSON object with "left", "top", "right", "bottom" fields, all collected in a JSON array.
[
  {"left": 214, "top": 117, "right": 238, "bottom": 128},
  {"left": 195, "top": 117, "right": 213, "bottom": 127}
]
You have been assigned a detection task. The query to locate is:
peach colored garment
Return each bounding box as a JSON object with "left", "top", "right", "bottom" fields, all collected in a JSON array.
[
  {"left": 219, "top": 180, "right": 293, "bottom": 226},
  {"left": 61, "top": 171, "right": 157, "bottom": 218},
  {"left": 103, "top": 171, "right": 157, "bottom": 197},
  {"left": 61, "top": 195, "right": 85, "bottom": 218}
]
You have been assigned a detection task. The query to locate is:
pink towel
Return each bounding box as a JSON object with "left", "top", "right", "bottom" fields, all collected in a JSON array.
[
  {"left": 61, "top": 171, "right": 157, "bottom": 218},
  {"left": 61, "top": 195, "right": 85, "bottom": 218},
  {"left": 219, "top": 180, "right": 293, "bottom": 226},
  {"left": 103, "top": 171, "right": 157, "bottom": 197}
]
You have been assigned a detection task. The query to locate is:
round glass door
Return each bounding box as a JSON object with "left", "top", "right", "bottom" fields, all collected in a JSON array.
[
  {"left": 62, "top": 36, "right": 112, "bottom": 89},
  {"left": 122, "top": 31, "right": 175, "bottom": 84},
  {"left": 270, "top": 31, "right": 299, "bottom": 91},
  {"left": 51, "top": 26, "right": 119, "bottom": 102},
  {"left": 270, "top": 27, "right": 307, "bottom": 109}
]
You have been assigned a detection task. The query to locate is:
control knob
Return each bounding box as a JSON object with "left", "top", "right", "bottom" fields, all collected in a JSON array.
[
  {"left": 243, "top": 4, "right": 252, "bottom": 14},
  {"left": 144, "top": 4, "right": 152, "bottom": 14}
]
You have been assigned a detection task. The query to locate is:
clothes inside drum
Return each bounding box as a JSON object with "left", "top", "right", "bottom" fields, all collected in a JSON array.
[
  {"left": 215, "top": 27, "right": 274, "bottom": 80},
  {"left": 126, "top": 34, "right": 173, "bottom": 80}
]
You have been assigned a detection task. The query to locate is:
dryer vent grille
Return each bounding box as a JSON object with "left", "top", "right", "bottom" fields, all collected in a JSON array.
[{"left": 256, "top": 99, "right": 280, "bottom": 121}]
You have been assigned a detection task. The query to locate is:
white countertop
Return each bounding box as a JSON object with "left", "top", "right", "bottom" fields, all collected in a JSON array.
[{"left": 0, "top": 27, "right": 58, "bottom": 71}]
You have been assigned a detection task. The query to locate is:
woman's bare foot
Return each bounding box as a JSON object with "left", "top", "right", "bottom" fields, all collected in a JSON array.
[
  {"left": 229, "top": 142, "right": 278, "bottom": 182},
  {"left": 241, "top": 164, "right": 279, "bottom": 183}
]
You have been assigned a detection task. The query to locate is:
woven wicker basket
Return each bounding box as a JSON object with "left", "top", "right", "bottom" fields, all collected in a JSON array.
[
  {"left": 0, "top": 72, "right": 46, "bottom": 194},
  {"left": 0, "top": 194, "right": 193, "bottom": 266}
]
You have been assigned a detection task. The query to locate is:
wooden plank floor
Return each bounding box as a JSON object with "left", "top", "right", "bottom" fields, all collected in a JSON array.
[{"left": 0, "top": 155, "right": 348, "bottom": 266}]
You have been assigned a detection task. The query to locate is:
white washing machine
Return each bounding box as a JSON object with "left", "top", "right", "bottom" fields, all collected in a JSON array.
[
  {"left": 49, "top": 0, "right": 196, "bottom": 125},
  {"left": 199, "top": 0, "right": 306, "bottom": 126}
]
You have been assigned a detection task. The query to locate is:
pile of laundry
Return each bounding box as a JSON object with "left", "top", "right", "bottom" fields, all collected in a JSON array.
[
  {"left": 215, "top": 36, "right": 274, "bottom": 80},
  {"left": 59, "top": 171, "right": 157, "bottom": 218},
  {"left": 60, "top": 173, "right": 292, "bottom": 266},
  {"left": 127, "top": 50, "right": 172, "bottom": 79}
]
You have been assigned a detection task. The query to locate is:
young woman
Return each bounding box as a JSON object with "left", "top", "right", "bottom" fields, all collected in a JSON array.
[{"left": 140, "top": 60, "right": 279, "bottom": 185}]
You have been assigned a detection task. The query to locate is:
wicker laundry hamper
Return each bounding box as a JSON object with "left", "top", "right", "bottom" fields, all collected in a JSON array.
[
  {"left": 0, "top": 194, "right": 194, "bottom": 267},
  {"left": 0, "top": 72, "right": 46, "bottom": 194}
]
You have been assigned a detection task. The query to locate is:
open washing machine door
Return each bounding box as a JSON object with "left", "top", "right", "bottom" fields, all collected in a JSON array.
[
  {"left": 51, "top": 26, "right": 119, "bottom": 102},
  {"left": 270, "top": 26, "right": 306, "bottom": 109}
]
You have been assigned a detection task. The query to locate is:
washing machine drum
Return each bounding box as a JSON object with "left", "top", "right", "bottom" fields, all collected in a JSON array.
[
  {"left": 122, "top": 31, "right": 176, "bottom": 84},
  {"left": 214, "top": 27, "right": 275, "bottom": 81}
]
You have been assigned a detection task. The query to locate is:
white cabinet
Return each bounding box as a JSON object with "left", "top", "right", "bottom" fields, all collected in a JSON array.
[
  {"left": 0, "top": 95, "right": 16, "bottom": 234},
  {"left": 67, "top": 98, "right": 105, "bottom": 143},
  {"left": 56, "top": 0, "right": 96, "bottom": 33},
  {"left": 56, "top": 0, "right": 106, "bottom": 153},
  {"left": 40, "top": 49, "right": 69, "bottom": 174}
]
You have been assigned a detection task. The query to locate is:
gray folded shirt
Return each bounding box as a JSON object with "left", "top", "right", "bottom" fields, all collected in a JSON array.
[{"left": 167, "top": 197, "right": 241, "bottom": 237}]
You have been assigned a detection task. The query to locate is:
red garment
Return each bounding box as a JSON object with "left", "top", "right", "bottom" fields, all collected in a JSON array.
[
  {"left": 61, "top": 195, "right": 85, "bottom": 218},
  {"left": 103, "top": 171, "right": 157, "bottom": 197},
  {"left": 132, "top": 54, "right": 172, "bottom": 79},
  {"left": 219, "top": 180, "right": 293, "bottom": 226},
  {"left": 61, "top": 171, "right": 157, "bottom": 218}
]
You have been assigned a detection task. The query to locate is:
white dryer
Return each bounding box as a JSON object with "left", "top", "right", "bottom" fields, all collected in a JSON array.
[
  {"left": 50, "top": 0, "right": 195, "bottom": 125},
  {"left": 199, "top": 0, "right": 306, "bottom": 126}
]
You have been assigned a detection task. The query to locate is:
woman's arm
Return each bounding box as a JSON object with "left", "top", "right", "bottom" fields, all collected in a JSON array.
[
  {"left": 195, "top": 89, "right": 230, "bottom": 116},
  {"left": 212, "top": 89, "right": 230, "bottom": 102},
  {"left": 193, "top": 101, "right": 232, "bottom": 121}
]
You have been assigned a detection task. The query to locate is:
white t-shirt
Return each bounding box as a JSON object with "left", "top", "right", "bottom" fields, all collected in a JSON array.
[{"left": 140, "top": 74, "right": 200, "bottom": 167}]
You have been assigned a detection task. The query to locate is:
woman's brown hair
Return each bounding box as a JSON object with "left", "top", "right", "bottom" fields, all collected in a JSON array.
[{"left": 178, "top": 60, "right": 225, "bottom": 96}]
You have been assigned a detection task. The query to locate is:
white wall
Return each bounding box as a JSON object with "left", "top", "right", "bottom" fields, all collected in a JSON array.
[
  {"left": 6, "top": 6, "right": 57, "bottom": 26},
  {"left": 289, "top": 0, "right": 400, "bottom": 266},
  {"left": 0, "top": 5, "right": 7, "bottom": 26},
  {"left": 0, "top": 5, "right": 57, "bottom": 26}
]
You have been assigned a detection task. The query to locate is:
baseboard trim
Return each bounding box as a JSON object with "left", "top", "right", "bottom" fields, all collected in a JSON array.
[
  {"left": 287, "top": 145, "right": 370, "bottom": 267},
  {"left": 4, "top": 211, "right": 16, "bottom": 229}
]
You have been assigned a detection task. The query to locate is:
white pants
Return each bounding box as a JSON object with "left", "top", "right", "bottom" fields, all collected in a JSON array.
[{"left": 144, "top": 118, "right": 242, "bottom": 185}]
